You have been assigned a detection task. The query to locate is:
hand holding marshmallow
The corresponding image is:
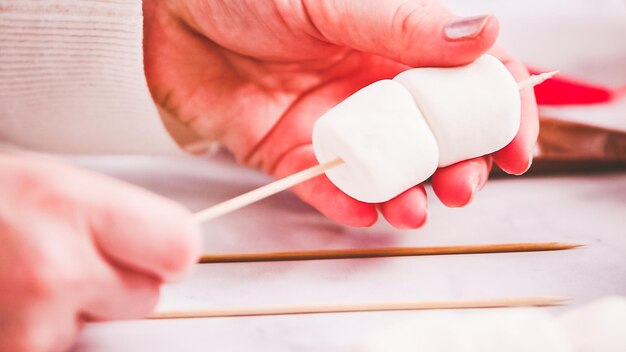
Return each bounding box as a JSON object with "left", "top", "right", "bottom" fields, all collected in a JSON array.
[
  {"left": 314, "top": 54, "right": 523, "bottom": 203},
  {"left": 144, "top": 0, "right": 539, "bottom": 228}
]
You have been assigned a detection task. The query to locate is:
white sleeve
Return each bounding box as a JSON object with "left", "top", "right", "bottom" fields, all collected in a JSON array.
[{"left": 0, "top": 0, "right": 182, "bottom": 154}]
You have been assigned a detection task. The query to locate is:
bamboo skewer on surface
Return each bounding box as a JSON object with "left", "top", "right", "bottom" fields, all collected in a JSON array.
[
  {"left": 194, "top": 72, "right": 559, "bottom": 224},
  {"left": 150, "top": 296, "right": 571, "bottom": 320},
  {"left": 197, "top": 242, "right": 583, "bottom": 264}
]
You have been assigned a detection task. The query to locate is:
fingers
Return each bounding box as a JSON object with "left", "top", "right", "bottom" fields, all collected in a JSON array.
[
  {"left": 82, "top": 264, "right": 161, "bottom": 321},
  {"left": 303, "top": 0, "right": 499, "bottom": 67},
  {"left": 490, "top": 48, "right": 540, "bottom": 175},
  {"left": 273, "top": 145, "right": 378, "bottom": 227},
  {"left": 379, "top": 186, "right": 428, "bottom": 229},
  {"left": 4, "top": 155, "right": 201, "bottom": 283},
  {"left": 431, "top": 156, "right": 492, "bottom": 207},
  {"left": 86, "top": 182, "right": 201, "bottom": 283}
]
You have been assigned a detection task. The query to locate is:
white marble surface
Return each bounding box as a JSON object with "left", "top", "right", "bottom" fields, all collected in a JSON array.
[{"left": 68, "top": 154, "right": 626, "bottom": 352}]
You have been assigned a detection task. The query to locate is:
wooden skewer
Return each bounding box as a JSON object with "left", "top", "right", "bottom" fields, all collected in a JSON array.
[
  {"left": 193, "top": 157, "right": 343, "bottom": 222},
  {"left": 149, "top": 296, "right": 571, "bottom": 319},
  {"left": 197, "top": 242, "right": 583, "bottom": 264},
  {"left": 193, "top": 72, "right": 558, "bottom": 223},
  {"left": 517, "top": 71, "right": 559, "bottom": 90}
]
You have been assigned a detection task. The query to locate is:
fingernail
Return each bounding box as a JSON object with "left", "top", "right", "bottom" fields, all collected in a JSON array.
[
  {"left": 471, "top": 176, "right": 482, "bottom": 194},
  {"left": 463, "top": 177, "right": 481, "bottom": 205},
  {"left": 444, "top": 15, "right": 491, "bottom": 41}
]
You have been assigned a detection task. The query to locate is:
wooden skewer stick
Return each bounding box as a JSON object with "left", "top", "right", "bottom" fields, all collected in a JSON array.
[
  {"left": 197, "top": 242, "right": 583, "bottom": 264},
  {"left": 517, "top": 71, "right": 559, "bottom": 90},
  {"left": 193, "top": 157, "right": 343, "bottom": 223},
  {"left": 193, "top": 73, "right": 558, "bottom": 223},
  {"left": 149, "top": 296, "right": 571, "bottom": 320}
]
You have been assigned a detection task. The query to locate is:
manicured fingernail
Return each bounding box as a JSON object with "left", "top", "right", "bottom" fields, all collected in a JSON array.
[{"left": 444, "top": 15, "right": 491, "bottom": 41}]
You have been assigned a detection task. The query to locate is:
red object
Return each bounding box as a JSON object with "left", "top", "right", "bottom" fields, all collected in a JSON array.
[{"left": 529, "top": 68, "right": 618, "bottom": 105}]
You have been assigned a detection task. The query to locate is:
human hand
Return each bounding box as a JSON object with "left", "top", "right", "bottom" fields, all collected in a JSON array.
[
  {"left": 0, "top": 155, "right": 199, "bottom": 352},
  {"left": 143, "top": 0, "right": 538, "bottom": 228}
]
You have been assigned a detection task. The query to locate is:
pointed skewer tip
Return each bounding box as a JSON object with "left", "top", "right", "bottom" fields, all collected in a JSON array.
[
  {"left": 532, "top": 296, "right": 573, "bottom": 306},
  {"left": 561, "top": 242, "right": 586, "bottom": 249},
  {"left": 517, "top": 70, "right": 559, "bottom": 90},
  {"left": 552, "top": 296, "right": 574, "bottom": 304},
  {"left": 534, "top": 70, "right": 560, "bottom": 84}
]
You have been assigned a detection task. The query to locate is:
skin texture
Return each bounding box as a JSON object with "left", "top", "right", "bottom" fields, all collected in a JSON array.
[
  {"left": 143, "top": 0, "right": 538, "bottom": 229},
  {"left": 0, "top": 154, "right": 200, "bottom": 352}
]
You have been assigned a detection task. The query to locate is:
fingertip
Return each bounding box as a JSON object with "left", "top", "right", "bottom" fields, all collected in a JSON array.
[
  {"left": 494, "top": 147, "right": 534, "bottom": 175},
  {"left": 84, "top": 267, "right": 162, "bottom": 321},
  {"left": 157, "top": 206, "right": 202, "bottom": 282},
  {"left": 380, "top": 186, "right": 428, "bottom": 230},
  {"left": 133, "top": 283, "right": 161, "bottom": 318},
  {"left": 432, "top": 157, "right": 491, "bottom": 208},
  {"left": 432, "top": 174, "right": 474, "bottom": 208},
  {"left": 89, "top": 182, "right": 201, "bottom": 283},
  {"left": 492, "top": 104, "right": 538, "bottom": 175},
  {"left": 441, "top": 14, "right": 499, "bottom": 61},
  {"left": 405, "top": 14, "right": 499, "bottom": 67},
  {"left": 491, "top": 48, "right": 540, "bottom": 176},
  {"left": 117, "top": 276, "right": 161, "bottom": 319},
  {"left": 122, "top": 199, "right": 201, "bottom": 283},
  {"left": 296, "top": 175, "right": 379, "bottom": 227}
]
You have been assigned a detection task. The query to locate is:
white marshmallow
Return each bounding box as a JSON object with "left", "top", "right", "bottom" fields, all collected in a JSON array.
[
  {"left": 312, "top": 80, "right": 439, "bottom": 203},
  {"left": 394, "top": 54, "right": 521, "bottom": 167}
]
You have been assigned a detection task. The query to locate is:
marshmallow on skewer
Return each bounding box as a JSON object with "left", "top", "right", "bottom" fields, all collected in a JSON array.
[
  {"left": 193, "top": 65, "right": 556, "bottom": 222},
  {"left": 312, "top": 80, "right": 439, "bottom": 203},
  {"left": 313, "top": 54, "right": 522, "bottom": 203},
  {"left": 394, "top": 54, "right": 521, "bottom": 167}
]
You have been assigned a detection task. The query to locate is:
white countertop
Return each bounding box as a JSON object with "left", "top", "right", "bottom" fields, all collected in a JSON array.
[{"left": 67, "top": 154, "right": 625, "bottom": 351}]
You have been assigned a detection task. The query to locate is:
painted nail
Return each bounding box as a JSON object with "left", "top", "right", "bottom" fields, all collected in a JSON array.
[{"left": 444, "top": 15, "right": 490, "bottom": 41}]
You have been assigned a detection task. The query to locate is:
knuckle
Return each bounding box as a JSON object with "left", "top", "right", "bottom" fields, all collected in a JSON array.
[{"left": 392, "top": 1, "right": 422, "bottom": 36}]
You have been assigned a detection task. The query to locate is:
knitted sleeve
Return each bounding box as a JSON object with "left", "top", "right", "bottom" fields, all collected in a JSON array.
[{"left": 0, "top": 0, "right": 181, "bottom": 154}]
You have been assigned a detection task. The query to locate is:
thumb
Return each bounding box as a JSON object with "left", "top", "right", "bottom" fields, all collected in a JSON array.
[
  {"left": 304, "top": 0, "right": 498, "bottom": 67},
  {"left": 85, "top": 178, "right": 201, "bottom": 283}
]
